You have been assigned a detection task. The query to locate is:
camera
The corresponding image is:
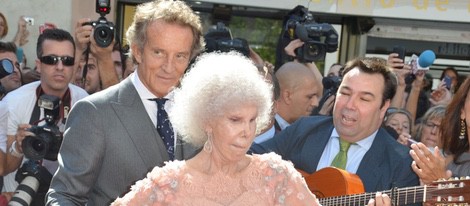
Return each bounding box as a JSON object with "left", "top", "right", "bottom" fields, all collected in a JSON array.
[
  {"left": 286, "top": 6, "right": 338, "bottom": 62},
  {"left": 0, "top": 58, "right": 14, "bottom": 79},
  {"left": 204, "top": 22, "right": 250, "bottom": 57},
  {"left": 311, "top": 75, "right": 341, "bottom": 116},
  {"left": 0, "top": 58, "right": 14, "bottom": 97},
  {"left": 23, "top": 16, "right": 34, "bottom": 26},
  {"left": 10, "top": 159, "right": 53, "bottom": 206},
  {"left": 22, "top": 94, "right": 62, "bottom": 161},
  {"left": 84, "top": 0, "right": 114, "bottom": 48}
]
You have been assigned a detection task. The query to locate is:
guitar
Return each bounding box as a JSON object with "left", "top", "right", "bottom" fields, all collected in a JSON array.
[{"left": 299, "top": 167, "right": 470, "bottom": 206}]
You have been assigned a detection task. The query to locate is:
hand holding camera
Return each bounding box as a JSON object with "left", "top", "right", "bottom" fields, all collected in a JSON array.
[
  {"left": 14, "top": 16, "right": 31, "bottom": 47},
  {"left": 284, "top": 6, "right": 338, "bottom": 62}
]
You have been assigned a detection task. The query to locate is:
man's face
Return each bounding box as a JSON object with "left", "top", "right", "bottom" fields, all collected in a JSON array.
[
  {"left": 132, "top": 20, "right": 193, "bottom": 97},
  {"left": 333, "top": 67, "right": 389, "bottom": 142},
  {"left": 112, "top": 50, "right": 123, "bottom": 80},
  {"left": 36, "top": 40, "right": 75, "bottom": 97},
  {"left": 288, "top": 78, "right": 320, "bottom": 122},
  {"left": 83, "top": 55, "right": 100, "bottom": 94},
  {"left": 0, "top": 51, "right": 22, "bottom": 92}
]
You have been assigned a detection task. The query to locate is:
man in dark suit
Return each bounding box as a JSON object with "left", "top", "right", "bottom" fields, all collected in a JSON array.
[
  {"left": 46, "top": 1, "right": 204, "bottom": 205},
  {"left": 250, "top": 57, "right": 419, "bottom": 192}
]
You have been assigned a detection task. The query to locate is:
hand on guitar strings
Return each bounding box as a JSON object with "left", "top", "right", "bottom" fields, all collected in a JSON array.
[{"left": 367, "top": 192, "right": 391, "bottom": 206}]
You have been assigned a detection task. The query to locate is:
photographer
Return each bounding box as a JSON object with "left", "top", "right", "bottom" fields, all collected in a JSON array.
[
  {"left": 2, "top": 29, "right": 88, "bottom": 205},
  {"left": 0, "top": 42, "right": 22, "bottom": 100},
  {"left": 73, "top": 18, "right": 119, "bottom": 91},
  {"left": 275, "top": 5, "right": 340, "bottom": 116}
]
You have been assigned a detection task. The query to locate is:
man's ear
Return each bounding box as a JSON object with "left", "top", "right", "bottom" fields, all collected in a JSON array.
[
  {"left": 380, "top": 100, "right": 391, "bottom": 120},
  {"left": 282, "top": 90, "right": 293, "bottom": 105},
  {"left": 35, "top": 59, "right": 42, "bottom": 74}
]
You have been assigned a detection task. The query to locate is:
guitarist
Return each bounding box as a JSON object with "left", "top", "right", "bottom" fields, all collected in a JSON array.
[{"left": 250, "top": 57, "right": 420, "bottom": 193}]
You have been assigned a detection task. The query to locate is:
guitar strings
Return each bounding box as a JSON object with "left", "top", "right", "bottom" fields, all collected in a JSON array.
[{"left": 319, "top": 185, "right": 440, "bottom": 206}]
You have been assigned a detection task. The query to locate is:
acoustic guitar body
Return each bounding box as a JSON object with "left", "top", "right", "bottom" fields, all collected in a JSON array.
[{"left": 298, "top": 167, "right": 364, "bottom": 198}]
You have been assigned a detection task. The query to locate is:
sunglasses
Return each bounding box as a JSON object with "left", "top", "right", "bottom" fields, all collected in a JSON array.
[{"left": 40, "top": 55, "right": 75, "bottom": 66}]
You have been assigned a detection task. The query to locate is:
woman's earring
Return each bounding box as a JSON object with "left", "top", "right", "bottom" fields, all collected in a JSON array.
[
  {"left": 204, "top": 132, "right": 213, "bottom": 153},
  {"left": 459, "top": 118, "right": 466, "bottom": 140}
]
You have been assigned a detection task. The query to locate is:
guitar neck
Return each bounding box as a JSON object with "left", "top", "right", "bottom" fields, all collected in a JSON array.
[{"left": 319, "top": 185, "right": 426, "bottom": 206}]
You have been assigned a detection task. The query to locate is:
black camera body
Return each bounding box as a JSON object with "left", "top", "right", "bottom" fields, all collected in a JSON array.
[
  {"left": 311, "top": 75, "right": 341, "bottom": 116},
  {"left": 286, "top": 7, "right": 338, "bottom": 62},
  {"left": 0, "top": 58, "right": 14, "bottom": 79},
  {"left": 204, "top": 22, "right": 250, "bottom": 57},
  {"left": 84, "top": 0, "right": 114, "bottom": 48},
  {"left": 22, "top": 95, "right": 62, "bottom": 161},
  {"left": 86, "top": 17, "right": 114, "bottom": 48}
]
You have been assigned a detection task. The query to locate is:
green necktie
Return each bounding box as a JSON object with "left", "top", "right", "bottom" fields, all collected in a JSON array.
[{"left": 331, "top": 139, "right": 352, "bottom": 169}]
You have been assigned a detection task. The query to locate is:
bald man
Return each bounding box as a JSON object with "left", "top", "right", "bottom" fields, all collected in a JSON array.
[{"left": 274, "top": 62, "right": 321, "bottom": 130}]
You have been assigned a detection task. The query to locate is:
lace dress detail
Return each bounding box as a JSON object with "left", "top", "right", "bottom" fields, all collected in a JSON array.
[{"left": 112, "top": 152, "right": 318, "bottom": 206}]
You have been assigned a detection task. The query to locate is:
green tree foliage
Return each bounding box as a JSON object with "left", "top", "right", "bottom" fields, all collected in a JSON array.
[{"left": 229, "top": 16, "right": 282, "bottom": 65}]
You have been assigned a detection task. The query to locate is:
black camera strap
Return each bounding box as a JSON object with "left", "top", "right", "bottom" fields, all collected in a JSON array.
[{"left": 29, "top": 85, "right": 71, "bottom": 126}]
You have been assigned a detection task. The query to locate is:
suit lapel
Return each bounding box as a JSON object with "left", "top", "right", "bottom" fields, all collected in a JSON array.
[
  {"left": 356, "top": 129, "right": 387, "bottom": 191},
  {"left": 301, "top": 118, "right": 334, "bottom": 173},
  {"left": 111, "top": 79, "right": 169, "bottom": 168}
]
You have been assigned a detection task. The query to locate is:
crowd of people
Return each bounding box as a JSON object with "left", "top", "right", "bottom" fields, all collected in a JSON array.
[{"left": 0, "top": 0, "right": 468, "bottom": 205}]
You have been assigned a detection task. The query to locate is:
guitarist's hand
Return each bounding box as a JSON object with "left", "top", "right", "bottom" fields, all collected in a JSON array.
[
  {"left": 367, "top": 192, "right": 391, "bottom": 206},
  {"left": 409, "top": 143, "right": 452, "bottom": 185}
]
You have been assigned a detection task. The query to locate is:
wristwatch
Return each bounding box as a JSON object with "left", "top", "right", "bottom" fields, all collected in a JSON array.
[{"left": 9, "top": 140, "right": 24, "bottom": 158}]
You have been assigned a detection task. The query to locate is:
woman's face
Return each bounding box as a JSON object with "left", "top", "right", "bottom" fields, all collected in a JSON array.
[
  {"left": 385, "top": 113, "right": 410, "bottom": 134},
  {"left": 420, "top": 117, "right": 442, "bottom": 148},
  {"left": 208, "top": 103, "right": 258, "bottom": 163}
]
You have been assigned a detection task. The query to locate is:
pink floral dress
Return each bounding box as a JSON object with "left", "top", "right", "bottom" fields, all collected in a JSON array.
[{"left": 112, "top": 153, "right": 319, "bottom": 206}]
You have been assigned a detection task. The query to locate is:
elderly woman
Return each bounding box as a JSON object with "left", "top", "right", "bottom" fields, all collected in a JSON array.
[
  {"left": 413, "top": 105, "right": 446, "bottom": 148},
  {"left": 383, "top": 107, "right": 413, "bottom": 145},
  {"left": 411, "top": 77, "right": 470, "bottom": 185},
  {"left": 112, "top": 52, "right": 390, "bottom": 206}
]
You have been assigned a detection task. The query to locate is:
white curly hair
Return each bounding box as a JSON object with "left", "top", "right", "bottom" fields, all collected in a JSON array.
[{"left": 169, "top": 51, "right": 273, "bottom": 147}]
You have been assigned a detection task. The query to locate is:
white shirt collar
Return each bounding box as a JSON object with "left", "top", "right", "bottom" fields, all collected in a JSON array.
[
  {"left": 131, "top": 70, "right": 175, "bottom": 101},
  {"left": 331, "top": 128, "right": 378, "bottom": 150}
]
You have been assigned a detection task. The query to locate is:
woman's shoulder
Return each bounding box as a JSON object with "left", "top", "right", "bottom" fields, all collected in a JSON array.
[
  {"left": 148, "top": 160, "right": 186, "bottom": 178},
  {"left": 142, "top": 160, "right": 187, "bottom": 188},
  {"left": 112, "top": 160, "right": 187, "bottom": 205},
  {"left": 251, "top": 152, "right": 299, "bottom": 177}
]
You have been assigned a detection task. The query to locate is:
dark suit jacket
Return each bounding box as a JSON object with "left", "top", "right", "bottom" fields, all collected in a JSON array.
[
  {"left": 250, "top": 116, "right": 419, "bottom": 192},
  {"left": 46, "top": 78, "right": 198, "bottom": 206}
]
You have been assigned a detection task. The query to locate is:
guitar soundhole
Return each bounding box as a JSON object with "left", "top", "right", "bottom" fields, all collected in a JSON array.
[{"left": 312, "top": 190, "right": 326, "bottom": 198}]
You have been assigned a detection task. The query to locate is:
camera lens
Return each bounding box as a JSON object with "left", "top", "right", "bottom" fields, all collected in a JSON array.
[
  {"left": 94, "top": 23, "right": 114, "bottom": 48},
  {"left": 303, "top": 43, "right": 326, "bottom": 61},
  {"left": 22, "top": 136, "right": 48, "bottom": 160},
  {"left": 31, "top": 139, "right": 46, "bottom": 152},
  {"left": 0, "top": 58, "right": 14, "bottom": 79}
]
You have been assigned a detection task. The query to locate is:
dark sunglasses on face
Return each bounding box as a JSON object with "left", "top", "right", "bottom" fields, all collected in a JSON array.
[{"left": 40, "top": 55, "right": 75, "bottom": 66}]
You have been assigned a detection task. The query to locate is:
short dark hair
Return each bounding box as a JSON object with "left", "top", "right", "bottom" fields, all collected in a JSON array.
[
  {"left": 342, "top": 57, "right": 397, "bottom": 108},
  {"left": 36, "top": 29, "right": 75, "bottom": 58},
  {"left": 0, "top": 41, "right": 16, "bottom": 54}
]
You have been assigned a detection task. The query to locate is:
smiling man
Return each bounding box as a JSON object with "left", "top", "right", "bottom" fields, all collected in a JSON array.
[
  {"left": 46, "top": 1, "right": 204, "bottom": 205},
  {"left": 250, "top": 57, "right": 419, "bottom": 193}
]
